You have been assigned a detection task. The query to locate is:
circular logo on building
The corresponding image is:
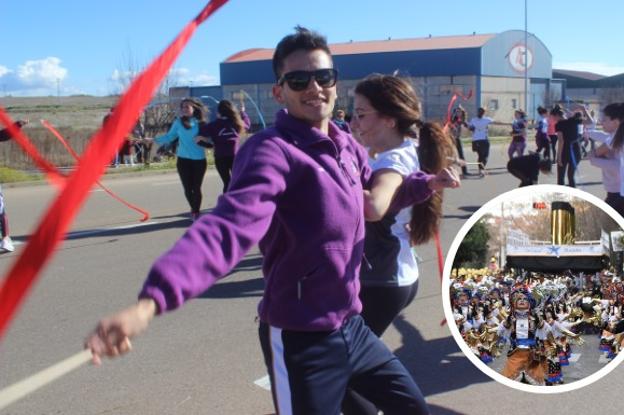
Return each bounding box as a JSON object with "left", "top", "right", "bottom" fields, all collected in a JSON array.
[{"left": 508, "top": 44, "right": 533, "bottom": 73}]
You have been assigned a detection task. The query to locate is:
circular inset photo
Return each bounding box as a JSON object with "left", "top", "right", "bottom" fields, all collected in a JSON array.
[{"left": 442, "top": 185, "right": 624, "bottom": 393}]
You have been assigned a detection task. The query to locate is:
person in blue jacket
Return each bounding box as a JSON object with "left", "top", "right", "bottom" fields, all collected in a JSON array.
[
  {"left": 149, "top": 98, "right": 207, "bottom": 220},
  {"left": 86, "top": 27, "right": 459, "bottom": 415}
]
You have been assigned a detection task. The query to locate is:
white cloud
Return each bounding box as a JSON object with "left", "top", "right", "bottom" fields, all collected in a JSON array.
[
  {"left": 110, "top": 68, "right": 138, "bottom": 83},
  {"left": 16, "top": 57, "right": 67, "bottom": 86},
  {"left": 0, "top": 57, "right": 69, "bottom": 96},
  {"left": 553, "top": 61, "right": 624, "bottom": 77},
  {"left": 165, "top": 67, "right": 217, "bottom": 86},
  {"left": 108, "top": 66, "right": 217, "bottom": 95}
]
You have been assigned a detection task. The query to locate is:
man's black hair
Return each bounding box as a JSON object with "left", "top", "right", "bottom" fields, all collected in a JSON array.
[{"left": 272, "top": 26, "right": 332, "bottom": 80}]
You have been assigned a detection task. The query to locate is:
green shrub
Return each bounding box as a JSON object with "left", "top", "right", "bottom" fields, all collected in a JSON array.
[{"left": 0, "top": 166, "right": 41, "bottom": 183}]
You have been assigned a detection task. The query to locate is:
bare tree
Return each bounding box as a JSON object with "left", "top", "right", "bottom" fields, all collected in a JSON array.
[
  {"left": 143, "top": 103, "right": 176, "bottom": 137},
  {"left": 110, "top": 44, "right": 180, "bottom": 100}
]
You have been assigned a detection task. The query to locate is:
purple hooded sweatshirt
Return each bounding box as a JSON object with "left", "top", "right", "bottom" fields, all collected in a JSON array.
[
  {"left": 198, "top": 111, "right": 251, "bottom": 158},
  {"left": 139, "top": 109, "right": 434, "bottom": 331}
]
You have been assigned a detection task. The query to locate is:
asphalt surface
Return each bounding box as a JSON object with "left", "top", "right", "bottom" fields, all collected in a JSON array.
[{"left": 0, "top": 144, "right": 622, "bottom": 415}]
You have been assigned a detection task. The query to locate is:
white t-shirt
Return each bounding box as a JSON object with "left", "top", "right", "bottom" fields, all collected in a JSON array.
[
  {"left": 367, "top": 139, "right": 420, "bottom": 286},
  {"left": 469, "top": 117, "right": 494, "bottom": 141},
  {"left": 587, "top": 128, "right": 620, "bottom": 193},
  {"left": 595, "top": 130, "right": 624, "bottom": 196}
]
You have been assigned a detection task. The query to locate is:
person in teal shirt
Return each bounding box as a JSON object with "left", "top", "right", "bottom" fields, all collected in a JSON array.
[{"left": 150, "top": 98, "right": 207, "bottom": 220}]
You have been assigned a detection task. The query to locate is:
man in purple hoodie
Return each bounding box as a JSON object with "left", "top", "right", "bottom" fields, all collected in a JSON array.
[{"left": 86, "top": 27, "right": 458, "bottom": 414}]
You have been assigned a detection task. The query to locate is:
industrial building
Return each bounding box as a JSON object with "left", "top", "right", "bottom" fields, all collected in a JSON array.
[
  {"left": 171, "top": 30, "right": 563, "bottom": 128},
  {"left": 552, "top": 69, "right": 624, "bottom": 116}
]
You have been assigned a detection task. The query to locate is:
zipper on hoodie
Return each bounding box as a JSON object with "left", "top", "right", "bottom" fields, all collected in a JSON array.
[
  {"left": 337, "top": 156, "right": 357, "bottom": 186},
  {"left": 362, "top": 253, "right": 373, "bottom": 271},
  {"left": 297, "top": 266, "right": 320, "bottom": 300}
]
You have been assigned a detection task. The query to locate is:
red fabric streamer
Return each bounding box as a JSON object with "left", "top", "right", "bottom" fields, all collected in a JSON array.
[
  {"left": 0, "top": 0, "right": 229, "bottom": 341},
  {"left": 0, "top": 110, "right": 66, "bottom": 187},
  {"left": 434, "top": 232, "right": 448, "bottom": 327},
  {"left": 444, "top": 89, "right": 474, "bottom": 127},
  {"left": 41, "top": 120, "right": 150, "bottom": 222}
]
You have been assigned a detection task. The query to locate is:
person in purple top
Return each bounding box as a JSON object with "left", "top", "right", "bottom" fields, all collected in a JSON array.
[
  {"left": 508, "top": 109, "right": 527, "bottom": 159},
  {"left": 85, "top": 26, "right": 458, "bottom": 415},
  {"left": 196, "top": 99, "right": 250, "bottom": 193}
]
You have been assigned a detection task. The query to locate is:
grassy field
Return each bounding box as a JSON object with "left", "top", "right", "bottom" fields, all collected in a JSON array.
[
  {"left": 0, "top": 96, "right": 118, "bottom": 172},
  {"left": 0, "top": 95, "right": 182, "bottom": 175},
  {"left": 0, "top": 96, "right": 117, "bottom": 129}
]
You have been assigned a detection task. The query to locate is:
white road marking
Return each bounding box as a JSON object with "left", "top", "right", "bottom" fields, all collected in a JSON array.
[
  {"left": 567, "top": 353, "right": 581, "bottom": 363},
  {"left": 598, "top": 353, "right": 612, "bottom": 364},
  {"left": 253, "top": 375, "right": 271, "bottom": 391}
]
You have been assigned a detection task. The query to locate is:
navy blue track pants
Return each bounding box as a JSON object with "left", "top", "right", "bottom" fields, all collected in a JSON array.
[{"left": 258, "top": 315, "right": 428, "bottom": 415}]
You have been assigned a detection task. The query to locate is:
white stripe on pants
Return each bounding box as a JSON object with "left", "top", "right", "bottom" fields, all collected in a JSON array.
[{"left": 269, "top": 326, "right": 293, "bottom": 415}]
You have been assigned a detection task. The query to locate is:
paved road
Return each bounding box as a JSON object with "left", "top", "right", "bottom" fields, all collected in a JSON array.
[{"left": 0, "top": 144, "right": 621, "bottom": 415}]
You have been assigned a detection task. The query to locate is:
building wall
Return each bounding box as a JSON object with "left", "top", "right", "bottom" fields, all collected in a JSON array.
[
  {"left": 169, "top": 86, "right": 190, "bottom": 101},
  {"left": 222, "top": 83, "right": 278, "bottom": 128},
  {"left": 481, "top": 30, "right": 552, "bottom": 79},
  {"left": 220, "top": 48, "right": 483, "bottom": 87},
  {"left": 191, "top": 31, "right": 555, "bottom": 127},
  {"left": 481, "top": 76, "right": 525, "bottom": 122},
  {"left": 332, "top": 48, "right": 481, "bottom": 80}
]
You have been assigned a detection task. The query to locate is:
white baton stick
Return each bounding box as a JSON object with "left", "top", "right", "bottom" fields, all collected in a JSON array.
[{"left": 0, "top": 349, "right": 92, "bottom": 410}]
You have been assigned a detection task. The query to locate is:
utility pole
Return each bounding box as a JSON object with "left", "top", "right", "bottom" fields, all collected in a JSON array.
[{"left": 524, "top": 0, "right": 529, "bottom": 114}]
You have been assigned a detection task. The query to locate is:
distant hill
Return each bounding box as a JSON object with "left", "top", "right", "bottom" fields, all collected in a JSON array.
[{"left": 0, "top": 96, "right": 119, "bottom": 129}]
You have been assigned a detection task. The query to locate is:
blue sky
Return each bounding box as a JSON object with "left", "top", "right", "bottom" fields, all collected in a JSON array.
[{"left": 2, "top": 0, "right": 622, "bottom": 97}]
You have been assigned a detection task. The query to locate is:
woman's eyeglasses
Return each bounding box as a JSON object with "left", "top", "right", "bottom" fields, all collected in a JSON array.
[{"left": 277, "top": 69, "right": 338, "bottom": 91}]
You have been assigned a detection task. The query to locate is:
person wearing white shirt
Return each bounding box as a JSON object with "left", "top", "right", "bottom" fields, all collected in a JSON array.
[
  {"left": 468, "top": 107, "right": 494, "bottom": 176},
  {"left": 585, "top": 104, "right": 624, "bottom": 216}
]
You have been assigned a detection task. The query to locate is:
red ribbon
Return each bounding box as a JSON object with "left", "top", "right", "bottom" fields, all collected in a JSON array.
[
  {"left": 0, "top": 0, "right": 229, "bottom": 341},
  {"left": 444, "top": 89, "right": 473, "bottom": 127},
  {"left": 0, "top": 111, "right": 66, "bottom": 187},
  {"left": 434, "top": 232, "right": 448, "bottom": 326},
  {"left": 41, "top": 120, "right": 150, "bottom": 222}
]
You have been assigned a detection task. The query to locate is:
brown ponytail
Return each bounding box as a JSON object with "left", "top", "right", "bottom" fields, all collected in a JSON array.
[
  {"left": 218, "top": 100, "right": 245, "bottom": 134},
  {"left": 409, "top": 121, "right": 457, "bottom": 245},
  {"left": 605, "top": 103, "right": 624, "bottom": 151}
]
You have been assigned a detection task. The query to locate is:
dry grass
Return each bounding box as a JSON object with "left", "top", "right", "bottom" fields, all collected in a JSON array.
[
  {"left": 0, "top": 96, "right": 116, "bottom": 169},
  {"left": 0, "top": 95, "right": 182, "bottom": 170},
  {"left": 0, "top": 96, "right": 117, "bottom": 129}
]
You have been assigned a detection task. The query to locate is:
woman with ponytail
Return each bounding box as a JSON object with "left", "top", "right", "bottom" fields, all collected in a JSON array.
[
  {"left": 587, "top": 103, "right": 624, "bottom": 216},
  {"left": 196, "top": 99, "right": 250, "bottom": 193},
  {"left": 343, "top": 74, "right": 458, "bottom": 414}
]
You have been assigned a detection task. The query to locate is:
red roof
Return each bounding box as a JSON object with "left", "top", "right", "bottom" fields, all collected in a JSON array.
[{"left": 224, "top": 33, "right": 496, "bottom": 63}]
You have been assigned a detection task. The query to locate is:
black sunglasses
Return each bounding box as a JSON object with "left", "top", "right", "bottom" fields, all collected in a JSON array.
[{"left": 277, "top": 68, "right": 338, "bottom": 91}]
